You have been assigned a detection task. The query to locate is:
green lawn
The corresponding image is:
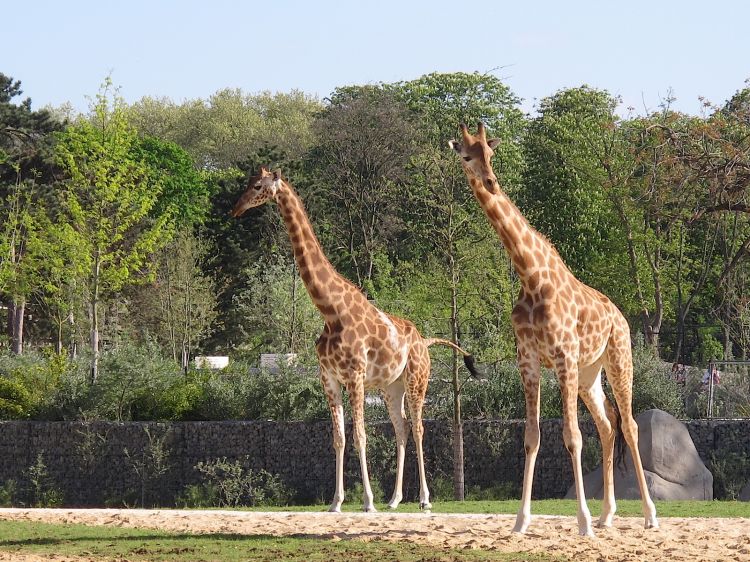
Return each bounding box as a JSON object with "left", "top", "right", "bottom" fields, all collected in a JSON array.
[
  {"left": 0, "top": 520, "right": 557, "bottom": 562},
  {"left": 253, "top": 498, "right": 750, "bottom": 518}
]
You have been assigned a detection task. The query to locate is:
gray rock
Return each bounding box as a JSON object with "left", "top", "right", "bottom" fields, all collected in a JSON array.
[
  {"left": 566, "top": 409, "right": 713, "bottom": 500},
  {"left": 740, "top": 481, "right": 750, "bottom": 501}
]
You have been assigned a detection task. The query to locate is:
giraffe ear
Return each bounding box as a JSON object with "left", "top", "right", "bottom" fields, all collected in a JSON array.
[
  {"left": 487, "top": 138, "right": 501, "bottom": 150},
  {"left": 448, "top": 140, "right": 461, "bottom": 152}
]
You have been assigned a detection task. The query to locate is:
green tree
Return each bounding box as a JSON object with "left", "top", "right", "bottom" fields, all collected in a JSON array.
[
  {"left": 0, "top": 73, "right": 63, "bottom": 354},
  {"left": 127, "top": 89, "right": 322, "bottom": 169},
  {"left": 233, "top": 252, "right": 320, "bottom": 363},
  {"left": 310, "top": 86, "right": 416, "bottom": 290},
  {"left": 519, "top": 87, "right": 626, "bottom": 284},
  {"left": 129, "top": 229, "right": 219, "bottom": 370},
  {"left": 395, "top": 72, "right": 526, "bottom": 500},
  {"left": 54, "top": 80, "right": 176, "bottom": 382}
]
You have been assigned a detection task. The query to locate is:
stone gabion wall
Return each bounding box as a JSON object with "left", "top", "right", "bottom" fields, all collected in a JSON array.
[{"left": 0, "top": 418, "right": 747, "bottom": 507}]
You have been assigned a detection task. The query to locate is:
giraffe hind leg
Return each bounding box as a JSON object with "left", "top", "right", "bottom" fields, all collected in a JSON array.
[
  {"left": 604, "top": 334, "right": 658, "bottom": 529},
  {"left": 404, "top": 344, "right": 432, "bottom": 510}
]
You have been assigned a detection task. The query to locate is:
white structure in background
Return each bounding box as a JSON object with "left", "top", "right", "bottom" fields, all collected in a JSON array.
[
  {"left": 260, "top": 353, "right": 298, "bottom": 374},
  {"left": 194, "top": 356, "right": 229, "bottom": 369}
]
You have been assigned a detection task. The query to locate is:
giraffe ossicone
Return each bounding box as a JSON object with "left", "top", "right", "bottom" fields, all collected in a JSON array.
[
  {"left": 231, "top": 167, "right": 478, "bottom": 512},
  {"left": 450, "top": 122, "right": 658, "bottom": 536}
]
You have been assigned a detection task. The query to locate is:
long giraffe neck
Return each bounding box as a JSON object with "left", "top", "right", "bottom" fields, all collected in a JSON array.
[
  {"left": 276, "top": 181, "right": 365, "bottom": 320},
  {"left": 468, "top": 175, "right": 562, "bottom": 281}
]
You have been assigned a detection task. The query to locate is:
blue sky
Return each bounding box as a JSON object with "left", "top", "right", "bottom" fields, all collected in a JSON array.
[{"left": 5, "top": 0, "right": 748, "bottom": 115}]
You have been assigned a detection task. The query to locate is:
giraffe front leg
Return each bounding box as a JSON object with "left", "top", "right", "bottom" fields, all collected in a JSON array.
[
  {"left": 347, "top": 375, "right": 377, "bottom": 512},
  {"left": 383, "top": 379, "right": 408, "bottom": 510},
  {"left": 321, "top": 371, "right": 345, "bottom": 513},
  {"left": 513, "top": 356, "right": 541, "bottom": 534},
  {"left": 557, "top": 355, "right": 593, "bottom": 537}
]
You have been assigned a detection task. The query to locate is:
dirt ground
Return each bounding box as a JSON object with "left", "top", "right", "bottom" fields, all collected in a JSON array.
[{"left": 0, "top": 508, "right": 748, "bottom": 561}]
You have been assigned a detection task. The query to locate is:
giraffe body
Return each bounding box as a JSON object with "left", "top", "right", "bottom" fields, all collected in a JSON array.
[
  {"left": 450, "top": 124, "right": 658, "bottom": 536},
  {"left": 231, "top": 168, "right": 475, "bottom": 512}
]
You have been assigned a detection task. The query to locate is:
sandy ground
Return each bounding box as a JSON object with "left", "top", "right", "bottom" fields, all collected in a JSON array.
[{"left": 0, "top": 508, "right": 748, "bottom": 561}]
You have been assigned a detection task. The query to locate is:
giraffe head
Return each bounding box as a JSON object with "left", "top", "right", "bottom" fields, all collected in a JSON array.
[
  {"left": 229, "top": 167, "right": 282, "bottom": 217},
  {"left": 448, "top": 122, "right": 501, "bottom": 194}
]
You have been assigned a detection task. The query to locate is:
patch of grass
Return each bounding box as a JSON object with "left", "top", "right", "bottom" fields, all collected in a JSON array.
[
  {"left": 0, "top": 521, "right": 558, "bottom": 562},
  {"left": 248, "top": 499, "right": 750, "bottom": 518}
]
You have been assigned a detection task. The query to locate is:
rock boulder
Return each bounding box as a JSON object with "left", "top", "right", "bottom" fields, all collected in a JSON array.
[{"left": 566, "top": 409, "right": 713, "bottom": 500}]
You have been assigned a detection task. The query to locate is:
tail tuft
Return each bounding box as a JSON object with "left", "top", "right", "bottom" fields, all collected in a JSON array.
[{"left": 611, "top": 399, "right": 627, "bottom": 474}]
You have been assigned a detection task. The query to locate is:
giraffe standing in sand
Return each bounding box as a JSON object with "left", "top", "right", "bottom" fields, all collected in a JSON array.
[
  {"left": 231, "top": 167, "right": 477, "bottom": 512},
  {"left": 449, "top": 123, "right": 658, "bottom": 536}
]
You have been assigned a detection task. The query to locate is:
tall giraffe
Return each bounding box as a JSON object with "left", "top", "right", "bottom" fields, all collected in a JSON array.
[
  {"left": 449, "top": 123, "right": 658, "bottom": 536},
  {"left": 231, "top": 167, "right": 477, "bottom": 512}
]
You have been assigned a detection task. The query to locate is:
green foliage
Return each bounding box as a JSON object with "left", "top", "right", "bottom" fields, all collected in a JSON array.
[
  {"left": 188, "top": 457, "right": 291, "bottom": 507},
  {"left": 233, "top": 253, "right": 320, "bottom": 363},
  {"left": 709, "top": 451, "right": 750, "bottom": 500},
  {"left": 693, "top": 331, "right": 724, "bottom": 364},
  {"left": 23, "top": 453, "right": 63, "bottom": 508},
  {"left": 123, "top": 426, "right": 172, "bottom": 508},
  {"left": 0, "top": 376, "right": 31, "bottom": 419},
  {"left": 629, "top": 337, "right": 685, "bottom": 417},
  {"left": 519, "top": 86, "right": 623, "bottom": 283},
  {"left": 465, "top": 482, "right": 519, "bottom": 501},
  {"left": 133, "top": 136, "right": 210, "bottom": 225},
  {"left": 92, "top": 341, "right": 186, "bottom": 421},
  {"left": 0, "top": 479, "right": 17, "bottom": 507}
]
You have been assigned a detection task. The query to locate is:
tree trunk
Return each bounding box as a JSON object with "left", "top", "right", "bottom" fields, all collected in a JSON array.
[
  {"left": 5, "top": 300, "right": 13, "bottom": 344},
  {"left": 449, "top": 257, "right": 465, "bottom": 501},
  {"left": 10, "top": 298, "right": 24, "bottom": 355},
  {"left": 90, "top": 254, "right": 101, "bottom": 385}
]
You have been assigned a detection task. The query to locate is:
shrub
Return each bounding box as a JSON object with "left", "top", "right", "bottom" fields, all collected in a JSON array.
[
  {"left": 629, "top": 338, "right": 684, "bottom": 417},
  {"left": 186, "top": 457, "right": 291, "bottom": 507},
  {"left": 0, "top": 377, "right": 32, "bottom": 419},
  {"left": 0, "top": 480, "right": 17, "bottom": 507},
  {"left": 23, "top": 453, "right": 63, "bottom": 508},
  {"left": 710, "top": 451, "right": 750, "bottom": 500}
]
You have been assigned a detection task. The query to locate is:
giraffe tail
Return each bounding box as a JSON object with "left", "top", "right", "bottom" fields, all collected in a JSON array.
[
  {"left": 422, "top": 338, "right": 481, "bottom": 378},
  {"left": 608, "top": 395, "right": 627, "bottom": 474}
]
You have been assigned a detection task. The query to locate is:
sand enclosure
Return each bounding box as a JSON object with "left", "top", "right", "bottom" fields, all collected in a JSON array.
[{"left": 0, "top": 508, "right": 749, "bottom": 561}]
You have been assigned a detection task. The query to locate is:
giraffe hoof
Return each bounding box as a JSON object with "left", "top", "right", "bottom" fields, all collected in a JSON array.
[
  {"left": 419, "top": 501, "right": 432, "bottom": 511},
  {"left": 363, "top": 505, "right": 377, "bottom": 513}
]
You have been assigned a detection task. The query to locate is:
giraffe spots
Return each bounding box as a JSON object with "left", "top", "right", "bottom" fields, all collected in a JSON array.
[
  {"left": 514, "top": 252, "right": 529, "bottom": 272},
  {"left": 539, "top": 283, "right": 554, "bottom": 301},
  {"left": 318, "top": 304, "right": 336, "bottom": 316},
  {"left": 349, "top": 301, "right": 364, "bottom": 317},
  {"left": 531, "top": 304, "right": 550, "bottom": 324},
  {"left": 487, "top": 205, "right": 503, "bottom": 223},
  {"left": 316, "top": 266, "right": 331, "bottom": 283},
  {"left": 527, "top": 271, "right": 540, "bottom": 291}
]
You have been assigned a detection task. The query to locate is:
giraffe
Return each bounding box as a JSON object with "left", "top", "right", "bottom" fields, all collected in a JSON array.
[
  {"left": 448, "top": 123, "right": 658, "bottom": 536},
  {"left": 231, "top": 167, "right": 478, "bottom": 512}
]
